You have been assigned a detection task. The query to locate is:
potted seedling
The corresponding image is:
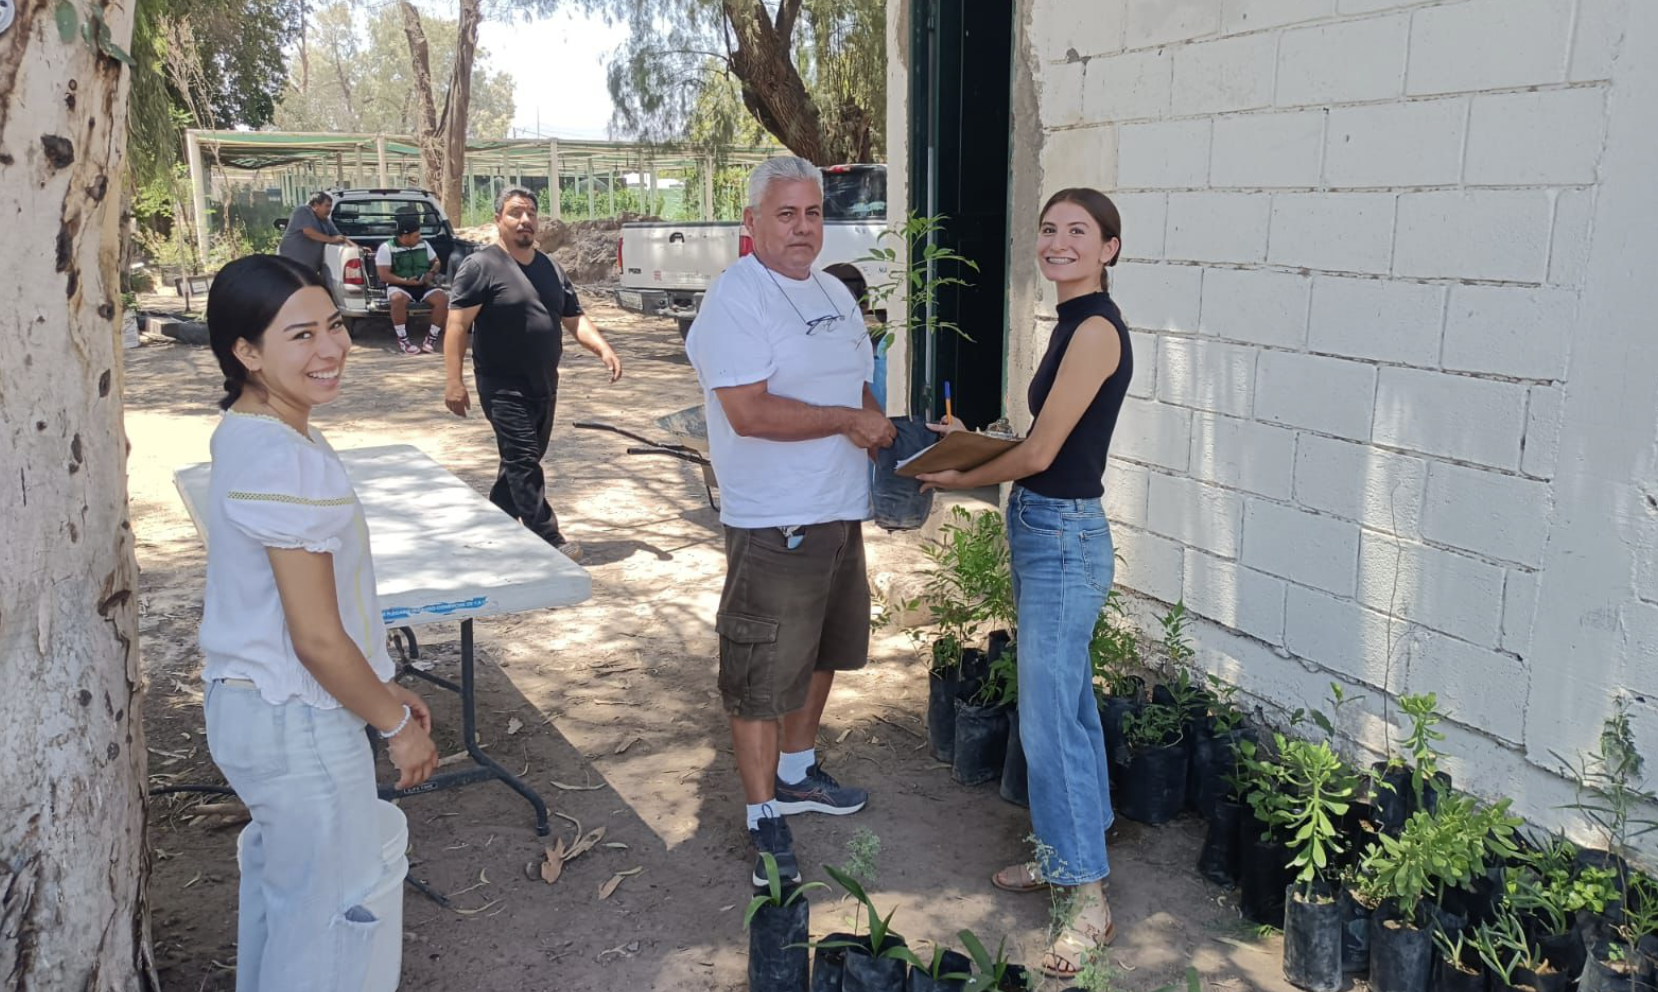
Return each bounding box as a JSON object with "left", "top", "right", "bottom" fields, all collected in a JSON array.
[
  {"left": 993, "top": 642, "right": 1029, "bottom": 808},
  {"left": 918, "top": 508, "right": 998, "bottom": 764},
  {"left": 1268, "top": 738, "right": 1362, "bottom": 992},
  {"left": 899, "top": 944, "right": 973, "bottom": 992},
  {"left": 818, "top": 865, "right": 915, "bottom": 992},
  {"left": 1432, "top": 925, "right": 1488, "bottom": 992},
  {"left": 747, "top": 853, "right": 828, "bottom": 992},
  {"left": 1090, "top": 591, "right": 1143, "bottom": 774},
  {"left": 1117, "top": 700, "right": 1186, "bottom": 825},
  {"left": 1470, "top": 906, "right": 1571, "bottom": 992},
  {"left": 1190, "top": 674, "right": 1252, "bottom": 821},
  {"left": 1505, "top": 835, "right": 1618, "bottom": 981},
  {"left": 1371, "top": 694, "right": 1450, "bottom": 834},
  {"left": 1558, "top": 698, "right": 1658, "bottom": 940},
  {"left": 1581, "top": 872, "right": 1658, "bottom": 992},
  {"left": 1234, "top": 736, "right": 1298, "bottom": 926},
  {"left": 956, "top": 930, "right": 1031, "bottom": 992}
]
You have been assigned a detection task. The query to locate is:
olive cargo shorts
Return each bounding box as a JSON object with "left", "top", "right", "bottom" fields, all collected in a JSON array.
[{"left": 716, "top": 521, "right": 871, "bottom": 720}]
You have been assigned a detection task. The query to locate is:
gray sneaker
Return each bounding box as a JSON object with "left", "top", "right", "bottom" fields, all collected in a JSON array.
[
  {"left": 773, "top": 764, "right": 868, "bottom": 816},
  {"left": 750, "top": 815, "right": 801, "bottom": 887},
  {"left": 554, "top": 539, "right": 583, "bottom": 564}
]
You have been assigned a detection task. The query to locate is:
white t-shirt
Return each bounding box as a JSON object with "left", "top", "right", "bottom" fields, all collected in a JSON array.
[
  {"left": 198, "top": 411, "right": 394, "bottom": 708},
  {"left": 686, "top": 255, "right": 874, "bottom": 529}
]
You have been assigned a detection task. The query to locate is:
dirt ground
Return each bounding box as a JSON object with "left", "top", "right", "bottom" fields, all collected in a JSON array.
[{"left": 127, "top": 295, "right": 1300, "bottom": 991}]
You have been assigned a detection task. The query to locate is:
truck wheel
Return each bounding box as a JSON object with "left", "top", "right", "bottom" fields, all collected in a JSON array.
[{"left": 677, "top": 318, "right": 694, "bottom": 341}]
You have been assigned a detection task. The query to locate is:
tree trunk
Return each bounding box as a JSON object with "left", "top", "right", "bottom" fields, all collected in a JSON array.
[
  {"left": 723, "top": 0, "right": 826, "bottom": 162},
  {"left": 440, "top": 0, "right": 482, "bottom": 220},
  {"left": 0, "top": 1, "right": 151, "bottom": 989},
  {"left": 399, "top": 1, "right": 444, "bottom": 195}
]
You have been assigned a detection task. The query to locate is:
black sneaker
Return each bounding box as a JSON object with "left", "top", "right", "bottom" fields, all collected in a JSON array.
[
  {"left": 773, "top": 763, "right": 868, "bottom": 816},
  {"left": 750, "top": 814, "right": 801, "bottom": 887}
]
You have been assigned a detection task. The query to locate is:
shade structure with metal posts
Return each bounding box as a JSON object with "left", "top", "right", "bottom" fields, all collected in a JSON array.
[{"left": 182, "top": 129, "right": 784, "bottom": 260}]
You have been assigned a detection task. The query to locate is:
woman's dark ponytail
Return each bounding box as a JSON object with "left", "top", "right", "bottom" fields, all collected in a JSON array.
[{"left": 207, "top": 255, "right": 324, "bottom": 410}]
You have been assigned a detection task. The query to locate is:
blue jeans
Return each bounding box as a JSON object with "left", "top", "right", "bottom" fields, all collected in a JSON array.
[
  {"left": 204, "top": 681, "right": 387, "bottom": 992},
  {"left": 1007, "top": 486, "right": 1114, "bottom": 885}
]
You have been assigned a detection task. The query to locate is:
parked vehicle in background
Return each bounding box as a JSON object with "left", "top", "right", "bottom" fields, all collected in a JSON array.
[
  {"left": 613, "top": 164, "right": 890, "bottom": 339},
  {"left": 275, "top": 187, "right": 479, "bottom": 334}
]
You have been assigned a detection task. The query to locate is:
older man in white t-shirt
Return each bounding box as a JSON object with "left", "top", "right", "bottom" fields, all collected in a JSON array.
[{"left": 686, "top": 156, "right": 896, "bottom": 886}]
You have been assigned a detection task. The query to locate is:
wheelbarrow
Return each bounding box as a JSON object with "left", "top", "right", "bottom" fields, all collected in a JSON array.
[{"left": 574, "top": 404, "right": 719, "bottom": 511}]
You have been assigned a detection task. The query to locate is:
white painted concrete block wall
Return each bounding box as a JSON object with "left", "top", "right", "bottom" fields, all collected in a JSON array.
[{"left": 1024, "top": 0, "right": 1658, "bottom": 840}]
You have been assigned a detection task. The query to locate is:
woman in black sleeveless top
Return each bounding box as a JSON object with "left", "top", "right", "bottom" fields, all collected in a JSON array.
[{"left": 919, "top": 188, "right": 1131, "bottom": 979}]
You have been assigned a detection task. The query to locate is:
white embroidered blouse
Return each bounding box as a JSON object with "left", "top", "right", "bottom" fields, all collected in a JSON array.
[{"left": 198, "top": 411, "right": 394, "bottom": 707}]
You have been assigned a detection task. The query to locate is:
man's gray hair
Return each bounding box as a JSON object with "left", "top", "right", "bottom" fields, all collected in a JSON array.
[{"left": 747, "top": 156, "right": 822, "bottom": 209}]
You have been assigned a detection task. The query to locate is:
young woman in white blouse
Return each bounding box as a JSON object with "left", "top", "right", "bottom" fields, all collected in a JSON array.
[{"left": 199, "top": 254, "right": 439, "bottom": 990}]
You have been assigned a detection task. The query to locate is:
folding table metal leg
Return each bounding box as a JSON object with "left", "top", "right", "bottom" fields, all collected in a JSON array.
[{"left": 380, "top": 619, "right": 551, "bottom": 836}]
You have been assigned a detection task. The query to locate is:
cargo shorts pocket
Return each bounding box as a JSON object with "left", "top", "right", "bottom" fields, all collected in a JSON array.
[{"left": 716, "top": 612, "right": 781, "bottom": 714}]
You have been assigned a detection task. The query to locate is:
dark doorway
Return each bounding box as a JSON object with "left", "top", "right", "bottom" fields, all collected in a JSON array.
[{"left": 908, "top": 0, "right": 1014, "bottom": 427}]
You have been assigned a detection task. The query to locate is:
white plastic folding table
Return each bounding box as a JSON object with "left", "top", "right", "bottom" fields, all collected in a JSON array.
[{"left": 174, "top": 443, "right": 591, "bottom": 839}]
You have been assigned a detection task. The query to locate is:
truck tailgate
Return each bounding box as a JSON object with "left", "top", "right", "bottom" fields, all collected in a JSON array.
[{"left": 618, "top": 223, "right": 739, "bottom": 293}]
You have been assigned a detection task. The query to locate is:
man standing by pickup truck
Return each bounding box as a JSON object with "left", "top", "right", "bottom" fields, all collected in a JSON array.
[
  {"left": 277, "top": 191, "right": 358, "bottom": 284},
  {"left": 442, "top": 186, "right": 622, "bottom": 563},
  {"left": 685, "top": 156, "right": 895, "bottom": 885}
]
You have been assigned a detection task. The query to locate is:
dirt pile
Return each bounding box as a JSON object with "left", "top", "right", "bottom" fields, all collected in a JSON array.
[{"left": 455, "top": 214, "right": 660, "bottom": 287}]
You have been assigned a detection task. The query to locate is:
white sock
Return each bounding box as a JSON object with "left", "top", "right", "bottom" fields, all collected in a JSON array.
[
  {"left": 746, "top": 800, "right": 778, "bottom": 831},
  {"left": 778, "top": 748, "right": 816, "bottom": 785},
  {"left": 395, "top": 323, "right": 408, "bottom": 338}
]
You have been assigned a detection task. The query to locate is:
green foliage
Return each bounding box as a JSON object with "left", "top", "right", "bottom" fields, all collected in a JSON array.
[
  {"left": 1398, "top": 693, "right": 1446, "bottom": 804},
  {"left": 915, "top": 507, "right": 1012, "bottom": 671},
  {"left": 743, "top": 853, "right": 827, "bottom": 928},
  {"left": 1273, "top": 739, "right": 1360, "bottom": 897},
  {"left": 598, "top": 0, "right": 884, "bottom": 162},
  {"left": 1122, "top": 701, "right": 1183, "bottom": 752},
  {"left": 1358, "top": 795, "right": 1521, "bottom": 926},
  {"left": 1504, "top": 836, "right": 1618, "bottom": 935},
  {"left": 1466, "top": 907, "right": 1545, "bottom": 985},
  {"left": 838, "top": 827, "right": 881, "bottom": 886},
  {"left": 127, "top": 0, "right": 300, "bottom": 185},
  {"left": 1090, "top": 589, "right": 1142, "bottom": 700},
  {"left": 1556, "top": 696, "right": 1658, "bottom": 864},
  {"left": 273, "top": 2, "right": 515, "bottom": 140},
  {"left": 821, "top": 865, "right": 906, "bottom": 958},
  {"left": 974, "top": 641, "right": 1018, "bottom": 708},
  {"left": 1158, "top": 601, "right": 1194, "bottom": 669},
  {"left": 1206, "top": 674, "right": 1244, "bottom": 735},
  {"left": 857, "top": 212, "right": 980, "bottom": 349},
  {"left": 956, "top": 928, "right": 1015, "bottom": 992}
]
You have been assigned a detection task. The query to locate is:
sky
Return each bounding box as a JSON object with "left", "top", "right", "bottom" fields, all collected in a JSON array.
[{"left": 475, "top": 8, "right": 632, "bottom": 141}]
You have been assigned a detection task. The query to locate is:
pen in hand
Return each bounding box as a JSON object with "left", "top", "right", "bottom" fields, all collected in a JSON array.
[{"left": 943, "top": 380, "right": 953, "bottom": 426}]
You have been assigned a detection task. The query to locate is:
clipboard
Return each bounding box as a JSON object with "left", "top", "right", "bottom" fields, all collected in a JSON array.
[{"left": 895, "top": 430, "right": 1021, "bottom": 477}]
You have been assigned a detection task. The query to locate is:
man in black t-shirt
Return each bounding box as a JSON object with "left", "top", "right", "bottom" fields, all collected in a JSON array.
[{"left": 444, "top": 187, "right": 622, "bottom": 561}]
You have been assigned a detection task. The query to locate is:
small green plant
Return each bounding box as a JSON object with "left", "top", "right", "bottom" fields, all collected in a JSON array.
[
  {"left": 1122, "top": 701, "right": 1184, "bottom": 751},
  {"left": 1468, "top": 907, "right": 1548, "bottom": 987},
  {"left": 918, "top": 507, "right": 1014, "bottom": 675},
  {"left": 956, "top": 929, "right": 1016, "bottom": 992},
  {"left": 1607, "top": 871, "right": 1658, "bottom": 969},
  {"left": 856, "top": 211, "right": 981, "bottom": 350},
  {"left": 1556, "top": 696, "right": 1658, "bottom": 875},
  {"left": 1399, "top": 693, "right": 1446, "bottom": 805},
  {"left": 1358, "top": 795, "right": 1522, "bottom": 927},
  {"left": 1070, "top": 944, "right": 1119, "bottom": 992},
  {"left": 839, "top": 827, "right": 882, "bottom": 886},
  {"left": 1206, "top": 674, "right": 1244, "bottom": 735},
  {"left": 744, "top": 853, "right": 828, "bottom": 928},
  {"left": 821, "top": 865, "right": 908, "bottom": 958},
  {"left": 974, "top": 641, "right": 1018, "bottom": 708},
  {"left": 1159, "top": 601, "right": 1195, "bottom": 670},
  {"left": 1432, "top": 925, "right": 1482, "bottom": 980},
  {"left": 896, "top": 942, "right": 973, "bottom": 981},
  {"left": 1505, "top": 836, "right": 1618, "bottom": 935}
]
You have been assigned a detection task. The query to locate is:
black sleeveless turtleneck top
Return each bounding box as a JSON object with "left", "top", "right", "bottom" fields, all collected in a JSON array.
[{"left": 1017, "top": 290, "right": 1133, "bottom": 499}]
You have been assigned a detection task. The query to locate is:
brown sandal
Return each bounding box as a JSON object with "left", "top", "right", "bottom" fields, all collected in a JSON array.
[
  {"left": 991, "top": 861, "right": 1049, "bottom": 893},
  {"left": 1037, "top": 916, "right": 1117, "bottom": 979}
]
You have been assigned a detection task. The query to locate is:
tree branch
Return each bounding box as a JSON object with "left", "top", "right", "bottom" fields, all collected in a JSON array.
[{"left": 776, "top": 0, "right": 804, "bottom": 46}]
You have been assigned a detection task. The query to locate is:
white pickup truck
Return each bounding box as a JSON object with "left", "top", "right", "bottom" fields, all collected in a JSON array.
[{"left": 613, "top": 164, "right": 889, "bottom": 338}]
